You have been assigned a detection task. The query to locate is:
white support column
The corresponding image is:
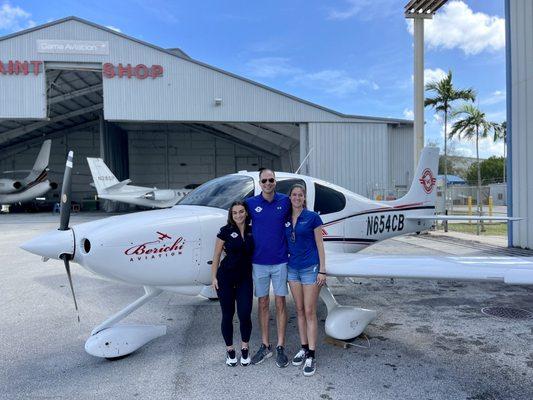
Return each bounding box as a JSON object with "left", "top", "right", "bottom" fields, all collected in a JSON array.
[{"left": 413, "top": 17, "right": 425, "bottom": 169}]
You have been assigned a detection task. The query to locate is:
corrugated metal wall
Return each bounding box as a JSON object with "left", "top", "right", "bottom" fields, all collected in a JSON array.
[
  {"left": 388, "top": 124, "right": 414, "bottom": 188},
  {"left": 307, "top": 123, "right": 391, "bottom": 197},
  {"left": 128, "top": 126, "right": 277, "bottom": 189},
  {"left": 0, "top": 19, "right": 355, "bottom": 123},
  {"left": 508, "top": 0, "right": 533, "bottom": 249},
  {"left": 0, "top": 69, "right": 46, "bottom": 119}
]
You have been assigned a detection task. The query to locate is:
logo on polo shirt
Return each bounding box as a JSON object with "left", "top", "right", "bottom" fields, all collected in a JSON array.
[
  {"left": 277, "top": 206, "right": 282, "bottom": 210},
  {"left": 255, "top": 206, "right": 263, "bottom": 213},
  {"left": 285, "top": 222, "right": 291, "bottom": 227},
  {"left": 230, "top": 232, "right": 238, "bottom": 238}
]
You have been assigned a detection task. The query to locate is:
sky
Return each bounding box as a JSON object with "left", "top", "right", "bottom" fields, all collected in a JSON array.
[{"left": 0, "top": 0, "right": 507, "bottom": 158}]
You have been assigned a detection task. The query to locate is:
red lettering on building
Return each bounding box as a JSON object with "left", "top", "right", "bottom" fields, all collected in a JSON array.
[
  {"left": 103, "top": 63, "right": 164, "bottom": 79},
  {"left": 0, "top": 60, "right": 42, "bottom": 75},
  {"left": 103, "top": 62, "right": 115, "bottom": 78},
  {"left": 118, "top": 63, "right": 132, "bottom": 78}
]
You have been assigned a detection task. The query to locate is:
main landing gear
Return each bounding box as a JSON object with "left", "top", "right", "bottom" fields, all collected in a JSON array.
[
  {"left": 85, "top": 286, "right": 166, "bottom": 359},
  {"left": 320, "top": 285, "right": 377, "bottom": 340}
]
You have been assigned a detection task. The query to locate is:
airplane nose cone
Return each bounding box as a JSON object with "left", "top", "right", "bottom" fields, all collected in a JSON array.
[{"left": 20, "top": 229, "right": 75, "bottom": 260}]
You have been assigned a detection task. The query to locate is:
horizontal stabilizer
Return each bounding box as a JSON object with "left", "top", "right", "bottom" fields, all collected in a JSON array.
[
  {"left": 406, "top": 215, "right": 522, "bottom": 222},
  {"left": 326, "top": 253, "right": 533, "bottom": 285},
  {"left": 105, "top": 179, "right": 132, "bottom": 192}
]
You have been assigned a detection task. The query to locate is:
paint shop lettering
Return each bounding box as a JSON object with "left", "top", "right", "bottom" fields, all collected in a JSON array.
[
  {"left": 0, "top": 60, "right": 43, "bottom": 75},
  {"left": 366, "top": 214, "right": 404, "bottom": 235},
  {"left": 103, "top": 63, "right": 163, "bottom": 79}
]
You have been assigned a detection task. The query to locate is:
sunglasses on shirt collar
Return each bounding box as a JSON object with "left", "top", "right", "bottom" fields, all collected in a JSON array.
[{"left": 260, "top": 178, "right": 275, "bottom": 184}]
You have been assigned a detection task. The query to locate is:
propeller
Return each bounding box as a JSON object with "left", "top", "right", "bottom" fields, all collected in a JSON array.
[{"left": 58, "top": 151, "right": 80, "bottom": 322}]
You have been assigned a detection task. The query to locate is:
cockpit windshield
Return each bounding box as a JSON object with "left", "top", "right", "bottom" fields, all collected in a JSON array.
[{"left": 178, "top": 175, "right": 255, "bottom": 209}]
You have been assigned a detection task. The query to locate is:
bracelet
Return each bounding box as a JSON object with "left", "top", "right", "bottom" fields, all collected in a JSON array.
[{"left": 318, "top": 272, "right": 326, "bottom": 275}]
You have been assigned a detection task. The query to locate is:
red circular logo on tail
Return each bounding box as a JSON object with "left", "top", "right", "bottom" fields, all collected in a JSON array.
[{"left": 419, "top": 168, "right": 436, "bottom": 194}]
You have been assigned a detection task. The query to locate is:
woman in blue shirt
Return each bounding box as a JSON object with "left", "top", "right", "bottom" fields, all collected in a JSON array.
[{"left": 285, "top": 184, "right": 326, "bottom": 377}]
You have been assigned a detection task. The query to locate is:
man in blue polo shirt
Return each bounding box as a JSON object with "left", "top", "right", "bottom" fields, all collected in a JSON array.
[{"left": 246, "top": 168, "right": 291, "bottom": 367}]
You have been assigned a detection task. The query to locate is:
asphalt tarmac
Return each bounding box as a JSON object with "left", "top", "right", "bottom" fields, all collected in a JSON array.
[{"left": 1, "top": 213, "right": 532, "bottom": 400}]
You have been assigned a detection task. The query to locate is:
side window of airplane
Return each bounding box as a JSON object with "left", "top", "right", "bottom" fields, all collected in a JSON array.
[
  {"left": 275, "top": 179, "right": 306, "bottom": 196},
  {"left": 313, "top": 183, "right": 346, "bottom": 215}
]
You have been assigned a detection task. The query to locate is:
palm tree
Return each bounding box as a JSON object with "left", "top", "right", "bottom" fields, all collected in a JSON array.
[
  {"left": 493, "top": 121, "right": 507, "bottom": 182},
  {"left": 425, "top": 70, "right": 475, "bottom": 231},
  {"left": 450, "top": 104, "right": 495, "bottom": 235}
]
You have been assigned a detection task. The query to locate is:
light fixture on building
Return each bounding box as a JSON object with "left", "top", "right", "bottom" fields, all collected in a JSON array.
[{"left": 214, "top": 97, "right": 222, "bottom": 106}]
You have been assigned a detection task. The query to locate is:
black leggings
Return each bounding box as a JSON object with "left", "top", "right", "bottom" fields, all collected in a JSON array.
[{"left": 217, "top": 276, "right": 253, "bottom": 347}]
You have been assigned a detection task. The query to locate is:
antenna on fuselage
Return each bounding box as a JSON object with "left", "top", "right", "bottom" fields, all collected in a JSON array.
[{"left": 294, "top": 147, "right": 314, "bottom": 174}]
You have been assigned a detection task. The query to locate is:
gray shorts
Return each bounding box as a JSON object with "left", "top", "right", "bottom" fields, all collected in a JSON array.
[{"left": 252, "top": 263, "right": 288, "bottom": 297}]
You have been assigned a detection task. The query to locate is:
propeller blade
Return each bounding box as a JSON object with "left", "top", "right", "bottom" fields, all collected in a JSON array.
[
  {"left": 61, "top": 254, "right": 80, "bottom": 323},
  {"left": 59, "top": 151, "right": 74, "bottom": 231}
]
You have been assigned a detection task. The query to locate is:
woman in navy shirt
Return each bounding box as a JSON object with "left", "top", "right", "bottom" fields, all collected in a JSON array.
[
  {"left": 212, "top": 201, "right": 254, "bottom": 367},
  {"left": 285, "top": 184, "right": 326, "bottom": 377}
]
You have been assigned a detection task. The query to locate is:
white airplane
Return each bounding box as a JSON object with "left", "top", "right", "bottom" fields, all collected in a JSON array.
[
  {"left": 0, "top": 140, "right": 57, "bottom": 205},
  {"left": 87, "top": 157, "right": 190, "bottom": 208},
  {"left": 20, "top": 147, "right": 533, "bottom": 359}
]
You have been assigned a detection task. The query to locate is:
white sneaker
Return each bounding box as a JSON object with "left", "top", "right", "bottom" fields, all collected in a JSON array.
[
  {"left": 240, "top": 348, "right": 251, "bottom": 366},
  {"left": 226, "top": 350, "right": 237, "bottom": 367},
  {"left": 292, "top": 348, "right": 307, "bottom": 366},
  {"left": 303, "top": 357, "right": 316, "bottom": 377}
]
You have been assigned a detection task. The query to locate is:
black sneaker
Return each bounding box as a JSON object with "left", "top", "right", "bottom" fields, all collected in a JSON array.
[
  {"left": 275, "top": 345, "right": 289, "bottom": 368},
  {"left": 251, "top": 344, "right": 272, "bottom": 365},
  {"left": 240, "top": 347, "right": 251, "bottom": 366},
  {"left": 303, "top": 357, "right": 316, "bottom": 376},
  {"left": 292, "top": 348, "right": 307, "bottom": 366},
  {"left": 226, "top": 349, "right": 237, "bottom": 367}
]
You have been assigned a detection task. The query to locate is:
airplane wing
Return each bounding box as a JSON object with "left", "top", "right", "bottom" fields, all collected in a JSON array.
[
  {"left": 406, "top": 215, "right": 522, "bottom": 221},
  {"left": 326, "top": 253, "right": 533, "bottom": 285}
]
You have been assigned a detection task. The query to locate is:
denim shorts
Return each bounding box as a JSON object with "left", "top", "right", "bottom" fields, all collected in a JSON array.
[
  {"left": 287, "top": 264, "right": 319, "bottom": 285},
  {"left": 252, "top": 263, "right": 288, "bottom": 297}
]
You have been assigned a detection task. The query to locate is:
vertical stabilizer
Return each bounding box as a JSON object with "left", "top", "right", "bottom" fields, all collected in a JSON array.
[
  {"left": 385, "top": 147, "right": 439, "bottom": 207},
  {"left": 23, "top": 140, "right": 51, "bottom": 184},
  {"left": 87, "top": 157, "right": 120, "bottom": 194}
]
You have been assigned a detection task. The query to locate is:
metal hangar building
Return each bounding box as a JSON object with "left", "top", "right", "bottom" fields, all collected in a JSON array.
[{"left": 0, "top": 17, "right": 414, "bottom": 207}]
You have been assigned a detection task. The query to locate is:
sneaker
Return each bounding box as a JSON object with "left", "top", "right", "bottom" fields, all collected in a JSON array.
[
  {"left": 275, "top": 345, "right": 289, "bottom": 368},
  {"left": 292, "top": 348, "right": 307, "bottom": 366},
  {"left": 226, "top": 349, "right": 237, "bottom": 367},
  {"left": 251, "top": 344, "right": 272, "bottom": 365},
  {"left": 303, "top": 357, "right": 316, "bottom": 377},
  {"left": 240, "top": 348, "right": 251, "bottom": 366}
]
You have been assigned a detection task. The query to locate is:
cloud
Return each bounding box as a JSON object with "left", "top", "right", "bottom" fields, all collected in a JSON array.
[
  {"left": 411, "top": 68, "right": 447, "bottom": 85},
  {"left": 245, "top": 57, "right": 303, "bottom": 79},
  {"left": 106, "top": 25, "right": 122, "bottom": 32},
  {"left": 327, "top": 0, "right": 397, "bottom": 21},
  {"left": 403, "top": 108, "right": 414, "bottom": 119},
  {"left": 424, "top": 68, "right": 447, "bottom": 85},
  {"left": 480, "top": 90, "right": 505, "bottom": 106},
  {"left": 0, "top": 2, "right": 35, "bottom": 31},
  {"left": 245, "top": 57, "right": 378, "bottom": 97},
  {"left": 406, "top": 1, "right": 504, "bottom": 55},
  {"left": 290, "top": 69, "right": 379, "bottom": 97}
]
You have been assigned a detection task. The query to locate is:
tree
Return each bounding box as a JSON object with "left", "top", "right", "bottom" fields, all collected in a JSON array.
[
  {"left": 493, "top": 121, "right": 507, "bottom": 182},
  {"left": 465, "top": 157, "right": 505, "bottom": 185},
  {"left": 450, "top": 104, "right": 495, "bottom": 234},
  {"left": 425, "top": 70, "right": 475, "bottom": 231}
]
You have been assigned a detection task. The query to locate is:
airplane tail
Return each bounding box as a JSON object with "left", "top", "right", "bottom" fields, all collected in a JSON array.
[
  {"left": 384, "top": 146, "right": 439, "bottom": 207},
  {"left": 87, "top": 157, "right": 120, "bottom": 194},
  {"left": 22, "top": 140, "right": 51, "bottom": 185}
]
